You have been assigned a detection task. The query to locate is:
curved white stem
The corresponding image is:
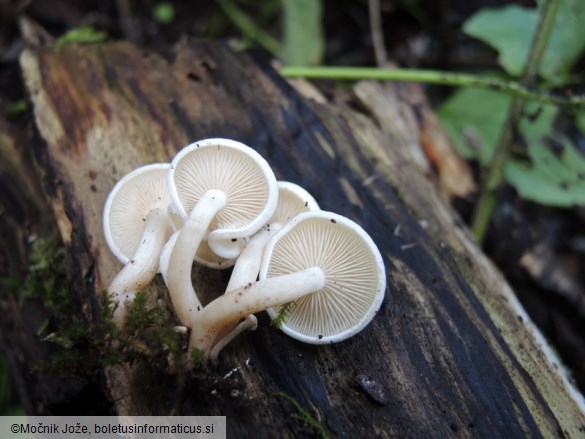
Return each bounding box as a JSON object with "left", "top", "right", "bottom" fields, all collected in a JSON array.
[
  {"left": 166, "top": 190, "right": 226, "bottom": 326},
  {"left": 188, "top": 267, "right": 325, "bottom": 357},
  {"left": 225, "top": 225, "right": 281, "bottom": 292},
  {"left": 209, "top": 315, "right": 258, "bottom": 363},
  {"left": 107, "top": 208, "right": 170, "bottom": 327},
  {"left": 202, "top": 225, "right": 283, "bottom": 360},
  {"left": 158, "top": 230, "right": 179, "bottom": 284},
  {"left": 111, "top": 292, "right": 136, "bottom": 328}
]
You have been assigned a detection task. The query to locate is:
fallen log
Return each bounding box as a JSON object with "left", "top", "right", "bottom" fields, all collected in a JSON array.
[{"left": 2, "top": 34, "right": 583, "bottom": 437}]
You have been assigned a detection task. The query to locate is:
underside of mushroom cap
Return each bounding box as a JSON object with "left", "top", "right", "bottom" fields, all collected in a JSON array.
[
  {"left": 103, "top": 163, "right": 172, "bottom": 264},
  {"left": 196, "top": 238, "right": 237, "bottom": 269},
  {"left": 270, "top": 181, "right": 320, "bottom": 225},
  {"left": 168, "top": 138, "right": 278, "bottom": 259},
  {"left": 262, "top": 211, "right": 386, "bottom": 344}
]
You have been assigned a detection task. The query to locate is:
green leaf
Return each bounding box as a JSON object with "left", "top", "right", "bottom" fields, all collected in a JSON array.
[
  {"left": 437, "top": 88, "right": 510, "bottom": 164},
  {"left": 282, "top": 0, "right": 324, "bottom": 66},
  {"left": 56, "top": 26, "right": 107, "bottom": 47},
  {"left": 152, "top": 2, "right": 175, "bottom": 24},
  {"left": 539, "top": 0, "right": 585, "bottom": 82},
  {"left": 463, "top": 5, "right": 537, "bottom": 78},
  {"left": 505, "top": 139, "right": 585, "bottom": 207},
  {"left": 463, "top": 1, "right": 585, "bottom": 84},
  {"left": 518, "top": 101, "right": 558, "bottom": 145},
  {"left": 438, "top": 89, "right": 559, "bottom": 167}
]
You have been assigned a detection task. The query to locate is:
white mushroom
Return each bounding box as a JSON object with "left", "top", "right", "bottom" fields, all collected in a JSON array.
[
  {"left": 206, "top": 182, "right": 320, "bottom": 361},
  {"left": 187, "top": 210, "right": 386, "bottom": 360},
  {"left": 165, "top": 138, "right": 278, "bottom": 327},
  {"left": 265, "top": 212, "right": 386, "bottom": 344},
  {"left": 103, "top": 163, "right": 172, "bottom": 327},
  {"left": 225, "top": 181, "right": 320, "bottom": 292}
]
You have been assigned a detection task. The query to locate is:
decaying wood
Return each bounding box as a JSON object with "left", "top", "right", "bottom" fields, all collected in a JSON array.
[
  {"left": 0, "top": 114, "right": 92, "bottom": 414},
  {"left": 3, "top": 36, "right": 584, "bottom": 437}
]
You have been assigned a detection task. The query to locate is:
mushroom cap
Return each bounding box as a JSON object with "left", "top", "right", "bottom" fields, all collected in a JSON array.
[
  {"left": 168, "top": 138, "right": 278, "bottom": 259},
  {"left": 103, "top": 163, "right": 172, "bottom": 264},
  {"left": 195, "top": 239, "right": 237, "bottom": 269},
  {"left": 270, "top": 181, "right": 320, "bottom": 225},
  {"left": 262, "top": 211, "right": 386, "bottom": 344}
]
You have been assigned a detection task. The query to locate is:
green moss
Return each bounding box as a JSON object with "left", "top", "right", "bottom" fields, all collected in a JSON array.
[
  {"left": 269, "top": 391, "right": 330, "bottom": 439},
  {"left": 190, "top": 348, "right": 207, "bottom": 371},
  {"left": 12, "top": 237, "right": 113, "bottom": 376},
  {"left": 98, "top": 288, "right": 119, "bottom": 339},
  {"left": 10, "top": 236, "right": 103, "bottom": 377},
  {"left": 9, "top": 235, "right": 188, "bottom": 378},
  {"left": 36, "top": 346, "right": 103, "bottom": 378},
  {"left": 38, "top": 284, "right": 186, "bottom": 377},
  {"left": 14, "top": 235, "right": 68, "bottom": 307},
  {"left": 272, "top": 301, "right": 296, "bottom": 329},
  {"left": 114, "top": 290, "right": 185, "bottom": 371},
  {"left": 125, "top": 292, "right": 168, "bottom": 333}
]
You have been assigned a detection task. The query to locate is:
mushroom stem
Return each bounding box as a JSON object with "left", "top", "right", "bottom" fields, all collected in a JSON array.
[
  {"left": 224, "top": 224, "right": 281, "bottom": 292},
  {"left": 209, "top": 315, "right": 258, "bottom": 363},
  {"left": 166, "top": 189, "right": 227, "bottom": 326},
  {"left": 158, "top": 229, "right": 179, "bottom": 284},
  {"left": 107, "top": 208, "right": 170, "bottom": 327},
  {"left": 187, "top": 267, "right": 325, "bottom": 358},
  {"left": 207, "top": 225, "right": 282, "bottom": 359}
]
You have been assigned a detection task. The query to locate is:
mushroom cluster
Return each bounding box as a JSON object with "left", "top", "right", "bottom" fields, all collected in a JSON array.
[{"left": 103, "top": 138, "right": 386, "bottom": 365}]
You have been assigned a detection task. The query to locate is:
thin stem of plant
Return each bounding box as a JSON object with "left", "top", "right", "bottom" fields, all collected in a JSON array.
[
  {"left": 280, "top": 65, "right": 584, "bottom": 108},
  {"left": 219, "top": 0, "right": 581, "bottom": 108},
  {"left": 470, "top": 0, "right": 562, "bottom": 243},
  {"left": 368, "top": 0, "right": 388, "bottom": 66},
  {"left": 216, "top": 0, "right": 281, "bottom": 55}
]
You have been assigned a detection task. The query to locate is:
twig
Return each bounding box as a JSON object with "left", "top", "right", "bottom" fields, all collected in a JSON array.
[
  {"left": 470, "top": 0, "right": 562, "bottom": 243},
  {"left": 279, "top": 66, "right": 584, "bottom": 107},
  {"left": 368, "top": 0, "right": 388, "bottom": 66}
]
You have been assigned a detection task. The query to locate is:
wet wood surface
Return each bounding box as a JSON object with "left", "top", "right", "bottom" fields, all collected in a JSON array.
[{"left": 2, "top": 37, "right": 583, "bottom": 437}]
